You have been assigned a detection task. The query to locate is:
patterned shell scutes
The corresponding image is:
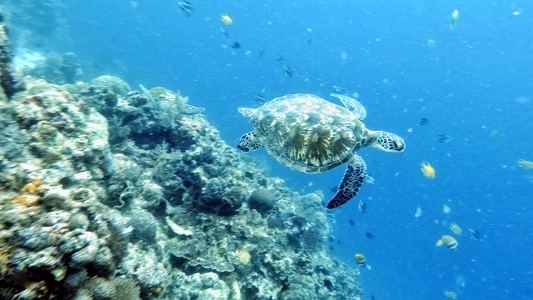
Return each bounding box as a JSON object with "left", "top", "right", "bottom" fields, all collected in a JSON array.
[{"left": 249, "top": 94, "right": 367, "bottom": 173}]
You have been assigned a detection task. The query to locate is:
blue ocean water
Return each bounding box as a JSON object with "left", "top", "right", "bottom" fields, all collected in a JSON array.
[{"left": 6, "top": 1, "right": 533, "bottom": 299}]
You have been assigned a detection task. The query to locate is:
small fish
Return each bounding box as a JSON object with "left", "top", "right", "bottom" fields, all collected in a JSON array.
[
  {"left": 282, "top": 65, "right": 294, "bottom": 78},
  {"left": 414, "top": 206, "right": 423, "bottom": 218},
  {"left": 258, "top": 47, "right": 265, "bottom": 57},
  {"left": 358, "top": 199, "right": 366, "bottom": 213},
  {"left": 444, "top": 290, "right": 457, "bottom": 299},
  {"left": 442, "top": 204, "right": 451, "bottom": 214},
  {"left": 449, "top": 223, "right": 463, "bottom": 236},
  {"left": 427, "top": 39, "right": 437, "bottom": 46},
  {"left": 490, "top": 129, "right": 505, "bottom": 138},
  {"left": 417, "top": 117, "right": 429, "bottom": 125},
  {"left": 436, "top": 134, "right": 451, "bottom": 143},
  {"left": 254, "top": 95, "right": 266, "bottom": 105},
  {"left": 436, "top": 235, "right": 458, "bottom": 250},
  {"left": 332, "top": 85, "right": 347, "bottom": 95},
  {"left": 420, "top": 162, "right": 436, "bottom": 179},
  {"left": 220, "top": 28, "right": 229, "bottom": 38},
  {"left": 468, "top": 228, "right": 481, "bottom": 240},
  {"left": 450, "top": 9, "right": 460, "bottom": 30},
  {"left": 518, "top": 159, "right": 533, "bottom": 169},
  {"left": 231, "top": 41, "right": 241, "bottom": 49},
  {"left": 364, "top": 173, "right": 375, "bottom": 184},
  {"left": 365, "top": 232, "right": 374, "bottom": 239},
  {"left": 275, "top": 55, "right": 284, "bottom": 62},
  {"left": 348, "top": 219, "right": 355, "bottom": 227},
  {"left": 221, "top": 14, "right": 233, "bottom": 26},
  {"left": 178, "top": 0, "right": 194, "bottom": 17},
  {"left": 354, "top": 253, "right": 366, "bottom": 268},
  {"left": 139, "top": 84, "right": 154, "bottom": 101}
]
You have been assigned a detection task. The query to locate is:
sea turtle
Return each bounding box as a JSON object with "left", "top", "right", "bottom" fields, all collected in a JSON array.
[{"left": 237, "top": 93, "right": 406, "bottom": 209}]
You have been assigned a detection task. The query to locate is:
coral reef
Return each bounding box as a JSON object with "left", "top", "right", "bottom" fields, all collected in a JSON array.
[{"left": 0, "top": 20, "right": 363, "bottom": 300}]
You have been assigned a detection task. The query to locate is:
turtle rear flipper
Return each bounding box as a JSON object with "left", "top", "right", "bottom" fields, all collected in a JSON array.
[
  {"left": 238, "top": 132, "right": 261, "bottom": 152},
  {"left": 327, "top": 155, "right": 367, "bottom": 209},
  {"left": 370, "top": 131, "right": 406, "bottom": 152}
]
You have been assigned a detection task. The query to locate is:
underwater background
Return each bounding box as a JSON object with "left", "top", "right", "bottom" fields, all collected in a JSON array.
[{"left": 2, "top": 0, "right": 533, "bottom": 299}]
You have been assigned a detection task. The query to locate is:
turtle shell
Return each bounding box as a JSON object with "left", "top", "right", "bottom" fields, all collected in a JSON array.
[{"left": 249, "top": 94, "right": 368, "bottom": 173}]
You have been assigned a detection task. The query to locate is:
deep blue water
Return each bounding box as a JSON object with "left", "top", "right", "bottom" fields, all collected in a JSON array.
[{"left": 6, "top": 1, "right": 533, "bottom": 299}]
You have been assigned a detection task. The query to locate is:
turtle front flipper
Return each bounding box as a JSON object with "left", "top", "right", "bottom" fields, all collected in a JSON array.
[
  {"left": 238, "top": 132, "right": 261, "bottom": 152},
  {"left": 327, "top": 155, "right": 367, "bottom": 209}
]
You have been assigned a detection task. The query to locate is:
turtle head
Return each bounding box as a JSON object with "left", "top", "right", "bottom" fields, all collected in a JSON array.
[
  {"left": 237, "top": 132, "right": 261, "bottom": 152},
  {"left": 370, "top": 131, "right": 406, "bottom": 152}
]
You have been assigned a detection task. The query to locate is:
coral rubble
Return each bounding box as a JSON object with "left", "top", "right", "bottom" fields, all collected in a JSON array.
[{"left": 0, "top": 20, "right": 362, "bottom": 300}]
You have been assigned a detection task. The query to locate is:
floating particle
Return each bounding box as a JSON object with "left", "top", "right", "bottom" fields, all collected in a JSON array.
[
  {"left": 420, "top": 162, "right": 436, "bottom": 179},
  {"left": 340, "top": 51, "right": 348, "bottom": 60}
]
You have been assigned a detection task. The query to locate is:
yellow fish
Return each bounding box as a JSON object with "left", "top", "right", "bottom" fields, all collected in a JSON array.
[
  {"left": 420, "top": 162, "right": 436, "bottom": 179},
  {"left": 354, "top": 253, "right": 366, "bottom": 268},
  {"left": 518, "top": 159, "right": 533, "bottom": 169},
  {"left": 449, "top": 223, "right": 463, "bottom": 236},
  {"left": 221, "top": 14, "right": 233, "bottom": 26},
  {"left": 436, "top": 235, "right": 458, "bottom": 250},
  {"left": 444, "top": 290, "right": 457, "bottom": 299},
  {"left": 450, "top": 9, "right": 459, "bottom": 29}
]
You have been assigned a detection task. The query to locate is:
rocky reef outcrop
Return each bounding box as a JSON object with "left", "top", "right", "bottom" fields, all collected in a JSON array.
[{"left": 0, "top": 15, "right": 363, "bottom": 300}]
